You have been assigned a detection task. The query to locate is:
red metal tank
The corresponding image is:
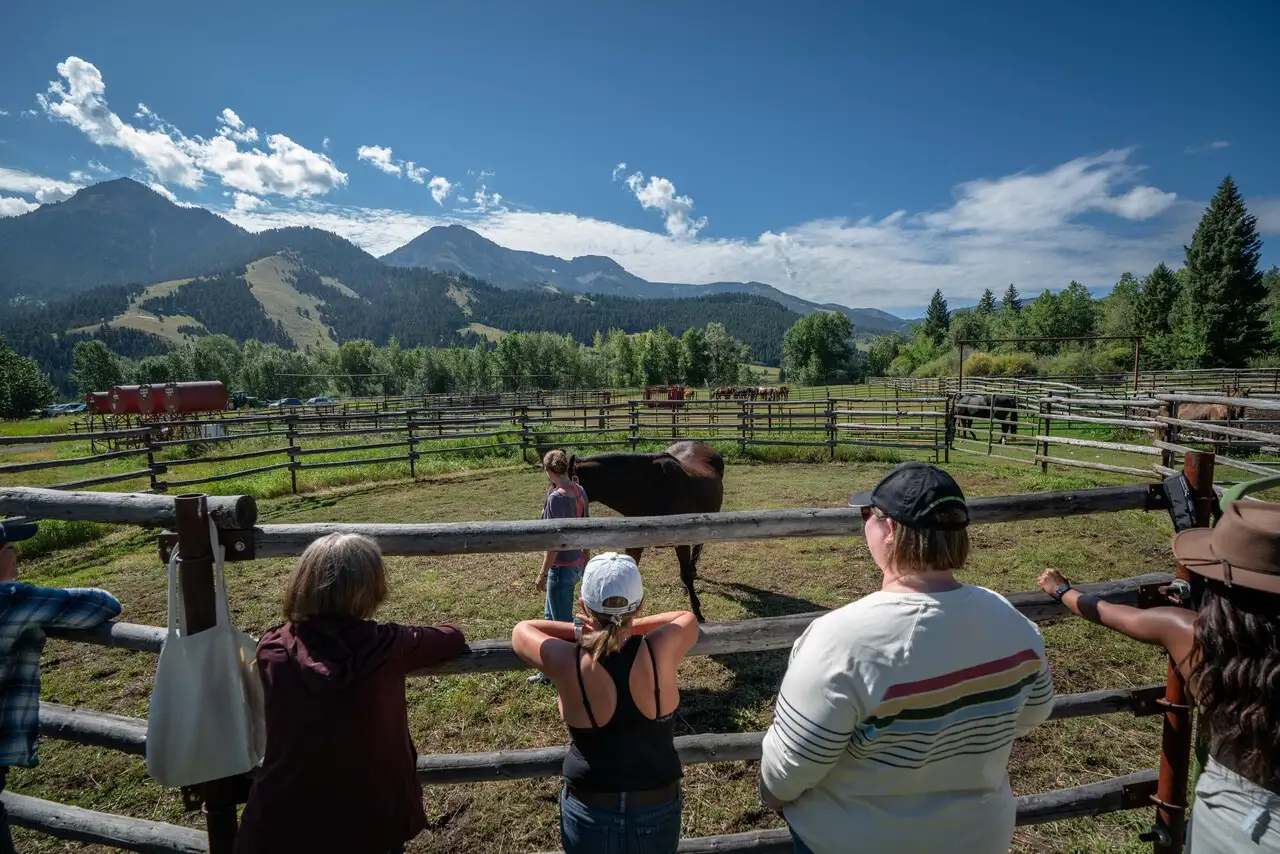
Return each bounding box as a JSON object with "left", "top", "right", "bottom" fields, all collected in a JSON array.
[
  {"left": 85, "top": 392, "right": 111, "bottom": 414},
  {"left": 136, "top": 384, "right": 160, "bottom": 415},
  {"left": 109, "top": 385, "right": 143, "bottom": 415},
  {"left": 163, "top": 381, "right": 228, "bottom": 414}
]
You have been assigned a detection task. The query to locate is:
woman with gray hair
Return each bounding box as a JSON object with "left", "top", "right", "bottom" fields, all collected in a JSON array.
[
  {"left": 512, "top": 552, "right": 700, "bottom": 854},
  {"left": 235, "top": 533, "right": 468, "bottom": 854}
]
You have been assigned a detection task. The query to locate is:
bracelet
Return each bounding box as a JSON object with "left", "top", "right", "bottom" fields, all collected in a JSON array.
[{"left": 1052, "top": 583, "right": 1072, "bottom": 602}]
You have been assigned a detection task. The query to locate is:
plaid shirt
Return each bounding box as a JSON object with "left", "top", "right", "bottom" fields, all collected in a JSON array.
[{"left": 0, "top": 582, "right": 121, "bottom": 767}]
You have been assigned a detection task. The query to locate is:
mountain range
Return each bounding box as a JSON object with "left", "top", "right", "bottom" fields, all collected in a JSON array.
[
  {"left": 381, "top": 225, "right": 906, "bottom": 331},
  {"left": 0, "top": 179, "right": 912, "bottom": 393},
  {"left": 0, "top": 178, "right": 905, "bottom": 331}
]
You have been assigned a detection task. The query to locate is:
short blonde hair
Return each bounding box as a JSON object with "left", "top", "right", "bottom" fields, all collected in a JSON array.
[
  {"left": 888, "top": 507, "right": 970, "bottom": 573},
  {"left": 543, "top": 449, "right": 569, "bottom": 475},
  {"left": 283, "top": 533, "right": 387, "bottom": 622}
]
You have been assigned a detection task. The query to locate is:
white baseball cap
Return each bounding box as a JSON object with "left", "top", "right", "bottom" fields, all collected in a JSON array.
[{"left": 581, "top": 552, "right": 644, "bottom": 616}]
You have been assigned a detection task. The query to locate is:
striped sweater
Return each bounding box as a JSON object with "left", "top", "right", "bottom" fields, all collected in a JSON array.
[{"left": 760, "top": 586, "right": 1054, "bottom": 854}]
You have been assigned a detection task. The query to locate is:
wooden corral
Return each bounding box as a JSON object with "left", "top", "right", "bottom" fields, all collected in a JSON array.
[{"left": 0, "top": 467, "right": 1209, "bottom": 854}]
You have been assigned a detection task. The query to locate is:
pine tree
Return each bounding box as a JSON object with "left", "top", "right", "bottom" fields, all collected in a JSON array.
[
  {"left": 1137, "top": 263, "right": 1179, "bottom": 337},
  {"left": 976, "top": 289, "right": 997, "bottom": 315},
  {"left": 1183, "top": 176, "right": 1267, "bottom": 366},
  {"left": 921, "top": 290, "right": 950, "bottom": 345},
  {"left": 1001, "top": 284, "right": 1022, "bottom": 312}
]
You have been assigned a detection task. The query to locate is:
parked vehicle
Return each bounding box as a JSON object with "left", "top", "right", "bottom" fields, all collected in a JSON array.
[
  {"left": 269, "top": 398, "right": 303, "bottom": 408},
  {"left": 307, "top": 396, "right": 336, "bottom": 406}
]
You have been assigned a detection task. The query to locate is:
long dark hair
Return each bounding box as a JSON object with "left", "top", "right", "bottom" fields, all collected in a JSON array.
[{"left": 1190, "top": 578, "right": 1280, "bottom": 784}]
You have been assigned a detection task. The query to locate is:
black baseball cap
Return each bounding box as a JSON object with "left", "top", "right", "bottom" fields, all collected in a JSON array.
[
  {"left": 0, "top": 521, "right": 39, "bottom": 545},
  {"left": 849, "top": 463, "right": 970, "bottom": 530}
]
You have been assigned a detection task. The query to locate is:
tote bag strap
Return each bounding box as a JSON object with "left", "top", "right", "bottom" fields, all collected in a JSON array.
[
  {"left": 207, "top": 518, "right": 232, "bottom": 630},
  {"left": 166, "top": 544, "right": 184, "bottom": 639}
]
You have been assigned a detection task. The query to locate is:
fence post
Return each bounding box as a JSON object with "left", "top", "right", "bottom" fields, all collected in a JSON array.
[
  {"left": 629, "top": 400, "right": 638, "bottom": 452},
  {"left": 942, "top": 395, "right": 950, "bottom": 464},
  {"left": 1149, "top": 450, "right": 1213, "bottom": 854},
  {"left": 739, "top": 401, "right": 748, "bottom": 456},
  {"left": 986, "top": 392, "right": 995, "bottom": 456},
  {"left": 146, "top": 428, "right": 163, "bottom": 493},
  {"left": 406, "top": 409, "right": 417, "bottom": 479},
  {"left": 174, "top": 494, "right": 241, "bottom": 854},
  {"left": 286, "top": 416, "right": 298, "bottom": 495},
  {"left": 1040, "top": 392, "right": 1053, "bottom": 474},
  {"left": 826, "top": 397, "right": 836, "bottom": 460}
]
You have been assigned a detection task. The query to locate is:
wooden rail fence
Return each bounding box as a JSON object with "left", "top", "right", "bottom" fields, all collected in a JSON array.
[{"left": 0, "top": 467, "right": 1206, "bottom": 854}]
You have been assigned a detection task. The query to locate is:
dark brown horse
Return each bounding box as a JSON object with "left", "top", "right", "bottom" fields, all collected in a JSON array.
[{"left": 568, "top": 441, "right": 724, "bottom": 622}]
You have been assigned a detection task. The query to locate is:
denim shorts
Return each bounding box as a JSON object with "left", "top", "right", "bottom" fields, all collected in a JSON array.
[
  {"left": 544, "top": 564, "right": 582, "bottom": 622},
  {"left": 559, "top": 785, "right": 683, "bottom": 854}
]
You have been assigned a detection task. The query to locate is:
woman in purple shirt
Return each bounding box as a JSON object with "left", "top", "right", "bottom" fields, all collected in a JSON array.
[{"left": 530, "top": 450, "right": 590, "bottom": 684}]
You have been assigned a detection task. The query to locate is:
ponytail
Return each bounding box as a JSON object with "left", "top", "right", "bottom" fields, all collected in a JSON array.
[{"left": 581, "top": 611, "right": 634, "bottom": 661}]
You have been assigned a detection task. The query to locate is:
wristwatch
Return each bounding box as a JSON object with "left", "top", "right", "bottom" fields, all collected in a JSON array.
[
  {"left": 573, "top": 617, "right": 584, "bottom": 644},
  {"left": 1051, "top": 582, "right": 1072, "bottom": 602}
]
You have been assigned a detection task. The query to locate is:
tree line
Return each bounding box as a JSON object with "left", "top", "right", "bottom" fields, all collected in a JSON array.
[
  {"left": 54, "top": 321, "right": 758, "bottom": 405},
  {"left": 786, "top": 176, "right": 1277, "bottom": 382}
]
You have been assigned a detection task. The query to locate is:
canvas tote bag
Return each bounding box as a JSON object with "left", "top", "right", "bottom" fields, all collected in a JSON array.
[{"left": 146, "top": 518, "right": 266, "bottom": 787}]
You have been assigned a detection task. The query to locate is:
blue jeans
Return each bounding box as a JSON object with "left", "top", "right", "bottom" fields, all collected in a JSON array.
[
  {"left": 545, "top": 565, "right": 581, "bottom": 622},
  {"left": 560, "top": 786, "right": 683, "bottom": 854},
  {"left": 789, "top": 824, "right": 815, "bottom": 853}
]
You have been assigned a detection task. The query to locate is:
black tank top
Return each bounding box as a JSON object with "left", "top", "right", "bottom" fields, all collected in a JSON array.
[{"left": 561, "top": 635, "right": 683, "bottom": 792}]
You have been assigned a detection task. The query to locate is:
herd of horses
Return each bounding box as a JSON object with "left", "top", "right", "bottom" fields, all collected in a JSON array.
[{"left": 711, "top": 385, "right": 790, "bottom": 401}]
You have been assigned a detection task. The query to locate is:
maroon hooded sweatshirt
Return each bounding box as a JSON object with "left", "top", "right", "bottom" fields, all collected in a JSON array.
[{"left": 234, "top": 617, "right": 466, "bottom": 854}]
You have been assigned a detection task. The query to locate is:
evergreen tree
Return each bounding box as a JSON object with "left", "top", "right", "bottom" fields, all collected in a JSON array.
[
  {"left": 921, "top": 290, "right": 950, "bottom": 345},
  {"left": 1137, "top": 263, "right": 1179, "bottom": 338},
  {"left": 1001, "top": 284, "right": 1022, "bottom": 313},
  {"left": 976, "top": 289, "right": 997, "bottom": 315},
  {"left": 1183, "top": 176, "right": 1268, "bottom": 366}
]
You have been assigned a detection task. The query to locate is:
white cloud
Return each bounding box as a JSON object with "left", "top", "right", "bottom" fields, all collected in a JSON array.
[
  {"left": 0, "top": 109, "right": 8, "bottom": 117},
  {"left": 88, "top": 159, "right": 110, "bottom": 173},
  {"left": 0, "top": 196, "right": 39, "bottom": 217},
  {"left": 322, "top": 137, "right": 330, "bottom": 150},
  {"left": 149, "top": 182, "right": 178, "bottom": 203},
  {"left": 357, "top": 143, "right": 452, "bottom": 200},
  {"left": 216, "top": 108, "right": 259, "bottom": 143},
  {"left": 922, "top": 149, "right": 1176, "bottom": 232},
  {"left": 234, "top": 192, "right": 265, "bottom": 212},
  {"left": 405, "top": 162, "right": 430, "bottom": 184},
  {"left": 219, "top": 147, "right": 1196, "bottom": 312},
  {"left": 623, "top": 168, "right": 707, "bottom": 239},
  {"left": 189, "top": 132, "right": 346, "bottom": 197},
  {"left": 611, "top": 162, "right": 627, "bottom": 182},
  {"left": 38, "top": 57, "right": 345, "bottom": 198},
  {"left": 1186, "top": 140, "right": 1231, "bottom": 154},
  {"left": 1253, "top": 197, "right": 1280, "bottom": 237},
  {"left": 21, "top": 109, "right": 37, "bottom": 118},
  {"left": 38, "top": 57, "right": 203, "bottom": 188},
  {"left": 429, "top": 175, "right": 452, "bottom": 205},
  {"left": 357, "top": 144, "right": 400, "bottom": 176},
  {"left": 0, "top": 166, "right": 81, "bottom": 201}
]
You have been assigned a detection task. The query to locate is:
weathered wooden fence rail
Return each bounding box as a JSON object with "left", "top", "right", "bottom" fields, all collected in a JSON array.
[{"left": 0, "top": 472, "right": 1198, "bottom": 854}]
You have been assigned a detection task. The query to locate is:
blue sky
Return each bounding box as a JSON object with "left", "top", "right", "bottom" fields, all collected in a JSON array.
[{"left": 1, "top": 0, "right": 1277, "bottom": 314}]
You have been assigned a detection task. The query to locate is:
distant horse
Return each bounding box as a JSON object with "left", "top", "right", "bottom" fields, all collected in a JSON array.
[
  {"left": 777, "top": 386, "right": 790, "bottom": 401},
  {"left": 569, "top": 441, "right": 725, "bottom": 622},
  {"left": 954, "top": 393, "right": 1019, "bottom": 442},
  {"left": 1174, "top": 389, "right": 1250, "bottom": 424}
]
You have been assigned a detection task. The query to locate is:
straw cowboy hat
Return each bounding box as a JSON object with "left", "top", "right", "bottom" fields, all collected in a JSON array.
[{"left": 1174, "top": 501, "right": 1280, "bottom": 594}]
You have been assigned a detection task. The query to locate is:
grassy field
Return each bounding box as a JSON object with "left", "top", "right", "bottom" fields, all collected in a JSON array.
[{"left": 7, "top": 454, "right": 1179, "bottom": 854}]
